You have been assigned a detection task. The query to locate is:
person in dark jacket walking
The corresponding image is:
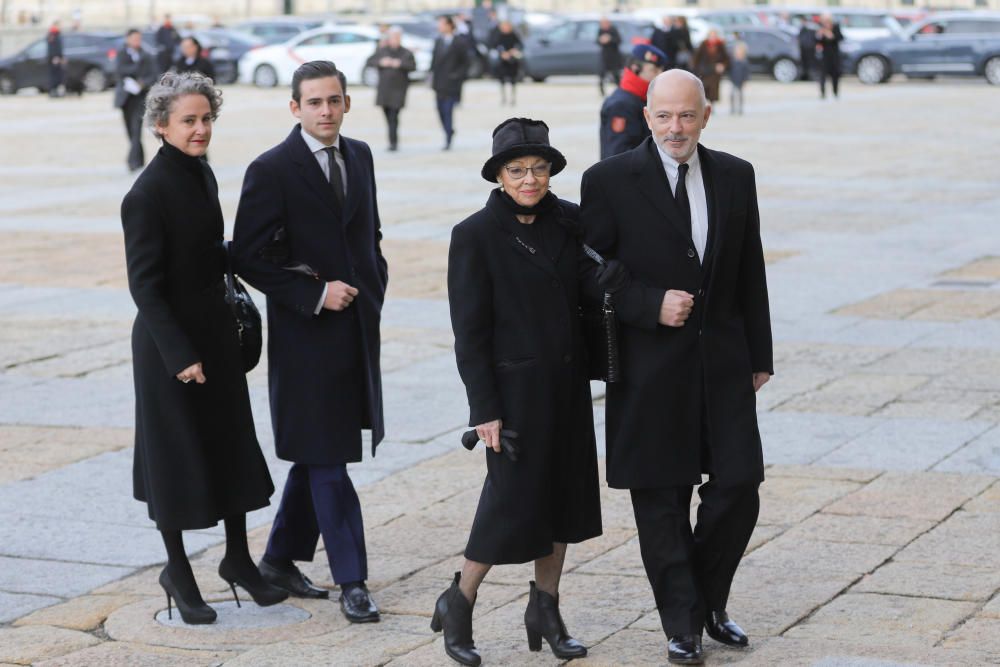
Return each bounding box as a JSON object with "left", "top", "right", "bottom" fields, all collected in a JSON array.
[
  {"left": 115, "top": 29, "right": 158, "bottom": 171},
  {"left": 369, "top": 26, "right": 416, "bottom": 151},
  {"left": 46, "top": 21, "right": 64, "bottom": 97},
  {"left": 174, "top": 36, "right": 215, "bottom": 81},
  {"left": 432, "top": 118, "right": 602, "bottom": 667},
  {"left": 490, "top": 20, "right": 523, "bottom": 106},
  {"left": 155, "top": 14, "right": 181, "bottom": 74},
  {"left": 816, "top": 14, "right": 844, "bottom": 98},
  {"left": 596, "top": 17, "right": 622, "bottom": 96},
  {"left": 599, "top": 44, "right": 666, "bottom": 160},
  {"left": 581, "top": 70, "right": 773, "bottom": 665},
  {"left": 797, "top": 20, "right": 816, "bottom": 81},
  {"left": 122, "top": 71, "right": 285, "bottom": 626},
  {"left": 669, "top": 17, "right": 695, "bottom": 71},
  {"left": 232, "top": 60, "right": 388, "bottom": 625},
  {"left": 728, "top": 39, "right": 750, "bottom": 115},
  {"left": 431, "top": 15, "right": 469, "bottom": 150},
  {"left": 650, "top": 16, "right": 673, "bottom": 67}
]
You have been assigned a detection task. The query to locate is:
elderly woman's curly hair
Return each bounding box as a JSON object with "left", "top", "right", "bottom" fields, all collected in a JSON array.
[{"left": 144, "top": 71, "right": 223, "bottom": 138}]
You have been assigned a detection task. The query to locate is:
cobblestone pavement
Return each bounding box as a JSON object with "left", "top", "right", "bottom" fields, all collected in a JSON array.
[{"left": 1, "top": 76, "right": 999, "bottom": 665}]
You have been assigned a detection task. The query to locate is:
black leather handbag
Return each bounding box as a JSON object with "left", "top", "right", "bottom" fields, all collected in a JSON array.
[
  {"left": 580, "top": 244, "right": 621, "bottom": 383},
  {"left": 223, "top": 241, "right": 262, "bottom": 372}
]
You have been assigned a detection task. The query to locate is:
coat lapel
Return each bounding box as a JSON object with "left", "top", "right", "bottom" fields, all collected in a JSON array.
[
  {"left": 698, "top": 145, "right": 730, "bottom": 271},
  {"left": 285, "top": 126, "right": 341, "bottom": 217},
  {"left": 339, "top": 137, "right": 362, "bottom": 226},
  {"left": 631, "top": 138, "right": 692, "bottom": 243}
]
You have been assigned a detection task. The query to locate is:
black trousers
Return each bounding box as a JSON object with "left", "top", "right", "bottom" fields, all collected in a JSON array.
[
  {"left": 122, "top": 94, "right": 146, "bottom": 169},
  {"left": 382, "top": 106, "right": 400, "bottom": 148},
  {"left": 264, "top": 463, "right": 367, "bottom": 585},
  {"left": 630, "top": 480, "right": 760, "bottom": 637},
  {"left": 819, "top": 63, "right": 841, "bottom": 97}
]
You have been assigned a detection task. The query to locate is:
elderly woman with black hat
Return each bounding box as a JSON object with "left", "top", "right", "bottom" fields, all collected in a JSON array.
[{"left": 432, "top": 118, "right": 602, "bottom": 666}]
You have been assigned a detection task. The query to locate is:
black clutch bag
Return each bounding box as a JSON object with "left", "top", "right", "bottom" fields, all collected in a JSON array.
[
  {"left": 580, "top": 244, "right": 621, "bottom": 383},
  {"left": 223, "top": 241, "right": 263, "bottom": 372}
]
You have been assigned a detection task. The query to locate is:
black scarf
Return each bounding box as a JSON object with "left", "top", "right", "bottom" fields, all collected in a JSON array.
[{"left": 496, "top": 188, "right": 558, "bottom": 216}]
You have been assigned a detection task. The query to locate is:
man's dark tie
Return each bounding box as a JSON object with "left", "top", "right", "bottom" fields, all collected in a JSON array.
[
  {"left": 325, "top": 146, "right": 345, "bottom": 208},
  {"left": 674, "top": 162, "right": 692, "bottom": 235}
]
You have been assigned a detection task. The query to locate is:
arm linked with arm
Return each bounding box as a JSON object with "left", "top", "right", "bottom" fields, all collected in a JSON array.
[{"left": 580, "top": 172, "right": 664, "bottom": 330}]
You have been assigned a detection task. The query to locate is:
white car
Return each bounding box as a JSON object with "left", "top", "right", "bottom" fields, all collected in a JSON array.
[{"left": 238, "top": 24, "right": 432, "bottom": 88}]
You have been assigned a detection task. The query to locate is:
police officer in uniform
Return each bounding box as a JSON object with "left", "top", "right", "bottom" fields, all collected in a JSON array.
[{"left": 598, "top": 44, "right": 666, "bottom": 160}]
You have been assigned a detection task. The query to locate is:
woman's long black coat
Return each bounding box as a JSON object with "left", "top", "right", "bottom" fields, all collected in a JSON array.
[
  {"left": 447, "top": 191, "right": 602, "bottom": 564},
  {"left": 121, "top": 142, "right": 273, "bottom": 531}
]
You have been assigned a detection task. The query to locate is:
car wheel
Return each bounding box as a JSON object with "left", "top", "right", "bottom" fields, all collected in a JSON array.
[
  {"left": 253, "top": 64, "right": 278, "bottom": 88},
  {"left": 985, "top": 56, "right": 1000, "bottom": 86},
  {"left": 362, "top": 65, "right": 378, "bottom": 88},
  {"left": 856, "top": 55, "right": 889, "bottom": 85},
  {"left": 531, "top": 75, "right": 546, "bottom": 83},
  {"left": 0, "top": 71, "right": 14, "bottom": 95},
  {"left": 771, "top": 57, "right": 799, "bottom": 84},
  {"left": 81, "top": 67, "right": 108, "bottom": 93}
]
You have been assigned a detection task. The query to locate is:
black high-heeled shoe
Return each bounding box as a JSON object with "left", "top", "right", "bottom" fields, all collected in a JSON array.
[
  {"left": 431, "top": 572, "right": 481, "bottom": 666},
  {"left": 219, "top": 557, "right": 288, "bottom": 607},
  {"left": 524, "top": 581, "right": 587, "bottom": 659},
  {"left": 159, "top": 567, "right": 216, "bottom": 625}
]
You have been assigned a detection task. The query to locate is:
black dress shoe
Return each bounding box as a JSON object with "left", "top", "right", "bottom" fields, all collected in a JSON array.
[
  {"left": 668, "top": 634, "right": 704, "bottom": 665},
  {"left": 258, "top": 558, "right": 329, "bottom": 599},
  {"left": 705, "top": 610, "right": 749, "bottom": 647},
  {"left": 340, "top": 583, "right": 380, "bottom": 623}
]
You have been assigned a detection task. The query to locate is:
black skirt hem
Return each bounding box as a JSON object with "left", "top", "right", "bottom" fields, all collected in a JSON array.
[
  {"left": 140, "top": 497, "right": 272, "bottom": 532},
  {"left": 464, "top": 527, "right": 603, "bottom": 566}
]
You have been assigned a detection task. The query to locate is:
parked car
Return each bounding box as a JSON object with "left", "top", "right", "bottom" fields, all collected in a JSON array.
[
  {"left": 0, "top": 31, "right": 122, "bottom": 94},
  {"left": 521, "top": 15, "right": 653, "bottom": 82},
  {"left": 238, "top": 24, "right": 432, "bottom": 88},
  {"left": 185, "top": 28, "right": 264, "bottom": 83},
  {"left": 756, "top": 7, "right": 904, "bottom": 42},
  {"left": 845, "top": 12, "right": 1000, "bottom": 85},
  {"left": 699, "top": 10, "right": 766, "bottom": 29},
  {"left": 230, "top": 17, "right": 329, "bottom": 44},
  {"left": 729, "top": 26, "right": 802, "bottom": 83}
]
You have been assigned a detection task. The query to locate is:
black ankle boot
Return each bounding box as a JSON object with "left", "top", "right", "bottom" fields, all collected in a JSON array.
[
  {"left": 219, "top": 556, "right": 288, "bottom": 607},
  {"left": 523, "top": 580, "right": 587, "bottom": 659},
  {"left": 159, "top": 567, "right": 216, "bottom": 625},
  {"left": 430, "top": 572, "right": 481, "bottom": 666}
]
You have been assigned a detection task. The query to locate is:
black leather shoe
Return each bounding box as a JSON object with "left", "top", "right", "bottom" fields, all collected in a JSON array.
[
  {"left": 705, "top": 610, "right": 749, "bottom": 647},
  {"left": 340, "top": 582, "right": 380, "bottom": 623},
  {"left": 258, "top": 558, "right": 329, "bottom": 599},
  {"left": 524, "top": 581, "right": 587, "bottom": 659},
  {"left": 431, "top": 573, "right": 481, "bottom": 666},
  {"left": 668, "top": 634, "right": 704, "bottom": 665},
  {"left": 219, "top": 557, "right": 288, "bottom": 607}
]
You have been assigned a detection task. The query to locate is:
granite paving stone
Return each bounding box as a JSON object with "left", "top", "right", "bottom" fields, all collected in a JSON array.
[
  {"left": 34, "top": 643, "right": 237, "bottom": 667},
  {"left": 783, "top": 593, "right": 978, "bottom": 648},
  {"left": 13, "top": 594, "right": 142, "bottom": 631},
  {"left": 893, "top": 510, "right": 1000, "bottom": 569},
  {"left": 853, "top": 560, "right": 1000, "bottom": 602},
  {"left": 0, "top": 592, "right": 61, "bottom": 624},
  {"left": 824, "top": 471, "right": 995, "bottom": 522},
  {"left": 0, "top": 556, "right": 132, "bottom": 598},
  {"left": 0, "top": 626, "right": 101, "bottom": 665},
  {"left": 933, "top": 425, "right": 1000, "bottom": 475},
  {"left": 780, "top": 513, "right": 933, "bottom": 547}
]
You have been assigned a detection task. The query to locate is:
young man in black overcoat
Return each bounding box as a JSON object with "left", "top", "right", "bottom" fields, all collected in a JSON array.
[{"left": 232, "top": 60, "right": 388, "bottom": 624}]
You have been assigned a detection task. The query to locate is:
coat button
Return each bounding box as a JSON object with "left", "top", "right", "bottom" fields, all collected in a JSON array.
[
  {"left": 687, "top": 248, "right": 696, "bottom": 259},
  {"left": 563, "top": 353, "right": 572, "bottom": 363},
  {"left": 698, "top": 289, "right": 704, "bottom": 297}
]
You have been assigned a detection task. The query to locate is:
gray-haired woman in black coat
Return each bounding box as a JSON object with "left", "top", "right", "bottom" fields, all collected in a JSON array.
[
  {"left": 431, "top": 118, "right": 602, "bottom": 666},
  {"left": 122, "top": 71, "right": 284, "bottom": 625}
]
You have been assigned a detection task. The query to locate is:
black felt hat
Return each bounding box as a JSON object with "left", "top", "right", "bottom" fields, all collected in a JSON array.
[{"left": 480, "top": 117, "right": 567, "bottom": 183}]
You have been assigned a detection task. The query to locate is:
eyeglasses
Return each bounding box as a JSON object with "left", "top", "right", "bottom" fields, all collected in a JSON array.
[{"left": 504, "top": 163, "right": 552, "bottom": 180}]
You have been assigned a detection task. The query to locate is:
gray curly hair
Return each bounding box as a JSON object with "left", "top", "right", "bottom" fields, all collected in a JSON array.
[{"left": 144, "top": 71, "right": 223, "bottom": 137}]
